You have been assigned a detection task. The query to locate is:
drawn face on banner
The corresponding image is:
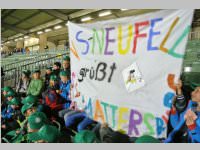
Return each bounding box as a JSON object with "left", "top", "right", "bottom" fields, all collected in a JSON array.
[{"left": 122, "top": 62, "right": 145, "bottom": 93}]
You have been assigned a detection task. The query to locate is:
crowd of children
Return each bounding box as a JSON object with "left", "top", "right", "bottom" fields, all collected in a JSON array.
[{"left": 1, "top": 55, "right": 200, "bottom": 143}]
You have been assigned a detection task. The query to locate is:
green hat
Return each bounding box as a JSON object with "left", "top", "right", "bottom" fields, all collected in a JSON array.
[
  {"left": 7, "top": 97, "right": 20, "bottom": 106},
  {"left": 28, "top": 125, "right": 60, "bottom": 143},
  {"left": 33, "top": 68, "right": 40, "bottom": 73},
  {"left": 46, "top": 66, "right": 52, "bottom": 71},
  {"left": 5, "top": 90, "right": 16, "bottom": 98},
  {"left": 50, "top": 75, "right": 58, "bottom": 81},
  {"left": 1, "top": 86, "right": 13, "bottom": 92},
  {"left": 22, "top": 95, "right": 37, "bottom": 105},
  {"left": 22, "top": 70, "right": 31, "bottom": 77},
  {"left": 73, "top": 130, "right": 98, "bottom": 143},
  {"left": 135, "top": 135, "right": 161, "bottom": 143},
  {"left": 21, "top": 103, "right": 34, "bottom": 115},
  {"left": 63, "top": 56, "right": 70, "bottom": 61},
  {"left": 28, "top": 112, "right": 48, "bottom": 130},
  {"left": 60, "top": 70, "right": 70, "bottom": 77},
  {"left": 190, "top": 82, "right": 200, "bottom": 90}
]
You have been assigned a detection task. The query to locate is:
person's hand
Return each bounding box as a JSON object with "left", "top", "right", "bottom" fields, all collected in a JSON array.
[
  {"left": 16, "top": 130, "right": 20, "bottom": 134},
  {"left": 75, "top": 92, "right": 80, "bottom": 97},
  {"left": 184, "top": 109, "right": 197, "bottom": 126},
  {"left": 56, "top": 90, "right": 61, "bottom": 94},
  {"left": 101, "top": 123, "right": 109, "bottom": 128},
  {"left": 1, "top": 124, "right": 6, "bottom": 129}
]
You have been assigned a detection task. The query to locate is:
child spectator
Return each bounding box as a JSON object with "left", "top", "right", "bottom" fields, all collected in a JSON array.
[
  {"left": 2, "top": 86, "right": 15, "bottom": 97},
  {"left": 28, "top": 124, "right": 61, "bottom": 143},
  {"left": 73, "top": 130, "right": 100, "bottom": 143},
  {"left": 44, "top": 66, "right": 52, "bottom": 90},
  {"left": 1, "top": 87, "right": 15, "bottom": 110},
  {"left": 44, "top": 75, "right": 64, "bottom": 118},
  {"left": 1, "top": 97, "right": 23, "bottom": 137},
  {"left": 27, "top": 112, "right": 49, "bottom": 134},
  {"left": 167, "top": 80, "right": 188, "bottom": 142},
  {"left": 8, "top": 96, "right": 40, "bottom": 142},
  {"left": 62, "top": 56, "right": 71, "bottom": 77},
  {"left": 59, "top": 71, "right": 71, "bottom": 108},
  {"left": 27, "top": 68, "right": 44, "bottom": 98},
  {"left": 52, "top": 62, "right": 61, "bottom": 78},
  {"left": 165, "top": 86, "right": 200, "bottom": 143},
  {"left": 3, "top": 90, "right": 16, "bottom": 104}
]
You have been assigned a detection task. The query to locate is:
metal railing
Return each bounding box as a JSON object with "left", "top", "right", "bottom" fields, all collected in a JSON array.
[
  {"left": 1, "top": 55, "right": 50, "bottom": 71},
  {"left": 2, "top": 51, "right": 70, "bottom": 88},
  {"left": 1, "top": 50, "right": 68, "bottom": 71},
  {"left": 188, "top": 31, "right": 200, "bottom": 40}
]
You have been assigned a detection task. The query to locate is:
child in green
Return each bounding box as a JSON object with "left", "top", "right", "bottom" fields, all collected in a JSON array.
[{"left": 27, "top": 68, "right": 44, "bottom": 97}]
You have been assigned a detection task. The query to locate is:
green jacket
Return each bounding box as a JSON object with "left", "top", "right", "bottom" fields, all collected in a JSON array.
[{"left": 27, "top": 79, "right": 44, "bottom": 96}]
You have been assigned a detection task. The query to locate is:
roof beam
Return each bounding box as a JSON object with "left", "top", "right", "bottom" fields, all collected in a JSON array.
[
  {"left": 2, "top": 9, "right": 16, "bottom": 20},
  {"left": 69, "top": 9, "right": 101, "bottom": 19},
  {"left": 40, "top": 9, "right": 69, "bottom": 21},
  {"left": 13, "top": 10, "right": 42, "bottom": 26},
  {"left": 2, "top": 22, "right": 28, "bottom": 34}
]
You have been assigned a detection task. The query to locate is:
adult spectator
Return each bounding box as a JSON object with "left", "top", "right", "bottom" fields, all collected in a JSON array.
[{"left": 16, "top": 70, "right": 31, "bottom": 98}]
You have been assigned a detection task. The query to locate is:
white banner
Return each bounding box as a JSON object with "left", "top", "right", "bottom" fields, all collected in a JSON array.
[{"left": 68, "top": 9, "right": 194, "bottom": 138}]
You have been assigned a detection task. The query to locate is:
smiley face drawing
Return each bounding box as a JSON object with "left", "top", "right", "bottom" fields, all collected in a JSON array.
[
  {"left": 122, "top": 62, "right": 145, "bottom": 93},
  {"left": 126, "top": 69, "right": 136, "bottom": 84}
]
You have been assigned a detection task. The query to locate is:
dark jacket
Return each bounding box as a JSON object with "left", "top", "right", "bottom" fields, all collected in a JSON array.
[
  {"left": 44, "top": 73, "right": 51, "bottom": 90},
  {"left": 52, "top": 69, "right": 61, "bottom": 78},
  {"left": 45, "top": 86, "right": 64, "bottom": 110}
]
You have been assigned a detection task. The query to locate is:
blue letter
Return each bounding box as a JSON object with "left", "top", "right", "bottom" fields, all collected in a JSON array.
[
  {"left": 148, "top": 18, "right": 163, "bottom": 51},
  {"left": 156, "top": 117, "right": 165, "bottom": 136},
  {"left": 76, "top": 31, "right": 89, "bottom": 55}
]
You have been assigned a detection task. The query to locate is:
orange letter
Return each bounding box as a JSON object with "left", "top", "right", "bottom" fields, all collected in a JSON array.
[{"left": 94, "top": 100, "right": 105, "bottom": 123}]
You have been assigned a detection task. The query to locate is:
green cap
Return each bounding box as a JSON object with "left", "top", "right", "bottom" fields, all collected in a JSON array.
[
  {"left": 46, "top": 66, "right": 52, "bottom": 71},
  {"left": 22, "top": 95, "right": 37, "bottom": 105},
  {"left": 7, "top": 97, "right": 20, "bottom": 106},
  {"left": 21, "top": 103, "right": 34, "bottom": 115},
  {"left": 60, "top": 70, "right": 70, "bottom": 77},
  {"left": 73, "top": 130, "right": 98, "bottom": 143},
  {"left": 135, "top": 135, "right": 161, "bottom": 143},
  {"left": 50, "top": 75, "right": 58, "bottom": 81},
  {"left": 33, "top": 68, "right": 40, "bottom": 73},
  {"left": 63, "top": 56, "right": 70, "bottom": 61},
  {"left": 1, "top": 86, "right": 13, "bottom": 92},
  {"left": 5, "top": 90, "right": 16, "bottom": 98},
  {"left": 28, "top": 125, "right": 60, "bottom": 143},
  {"left": 22, "top": 70, "right": 31, "bottom": 77},
  {"left": 28, "top": 112, "right": 48, "bottom": 130},
  {"left": 191, "top": 82, "right": 200, "bottom": 90}
]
